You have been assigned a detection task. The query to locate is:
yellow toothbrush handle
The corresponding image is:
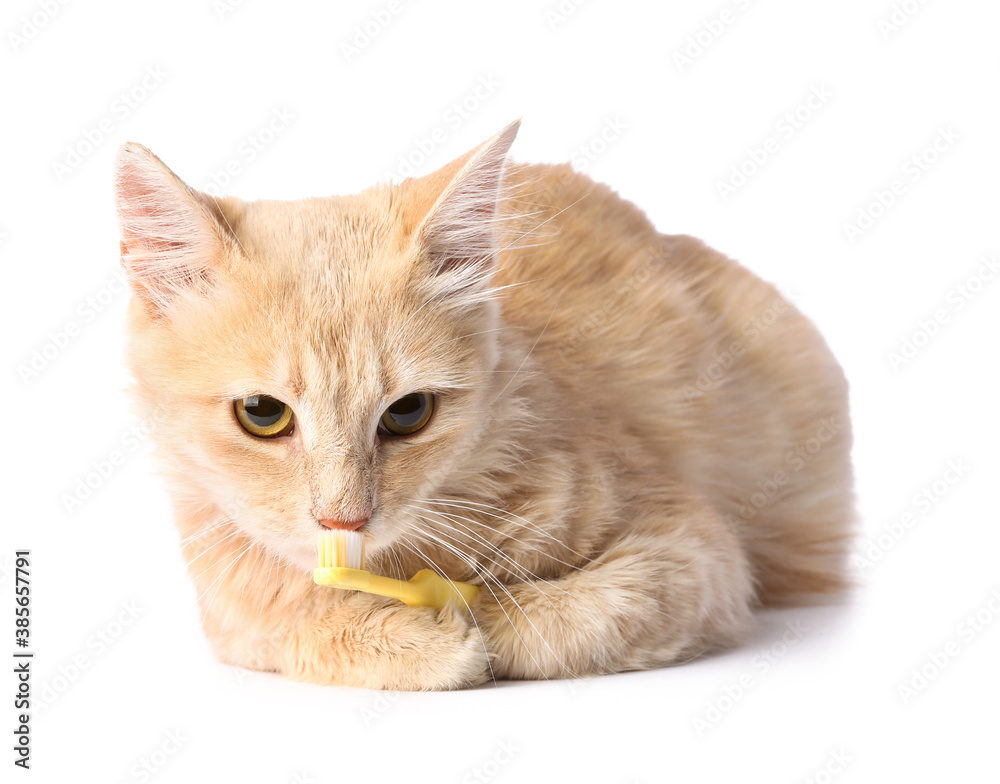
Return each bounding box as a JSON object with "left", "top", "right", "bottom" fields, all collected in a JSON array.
[{"left": 313, "top": 567, "right": 479, "bottom": 609}]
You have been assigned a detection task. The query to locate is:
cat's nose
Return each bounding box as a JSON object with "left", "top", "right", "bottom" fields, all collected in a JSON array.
[{"left": 317, "top": 516, "right": 368, "bottom": 531}]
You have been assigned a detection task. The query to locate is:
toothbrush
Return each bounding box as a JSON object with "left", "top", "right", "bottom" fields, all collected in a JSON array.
[{"left": 313, "top": 530, "right": 480, "bottom": 609}]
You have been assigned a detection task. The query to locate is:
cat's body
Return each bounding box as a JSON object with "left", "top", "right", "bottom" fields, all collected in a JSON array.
[{"left": 115, "top": 122, "right": 853, "bottom": 689}]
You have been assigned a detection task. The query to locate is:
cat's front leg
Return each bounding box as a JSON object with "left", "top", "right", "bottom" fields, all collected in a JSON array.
[
  {"left": 476, "top": 492, "right": 756, "bottom": 679},
  {"left": 280, "top": 592, "right": 493, "bottom": 691}
]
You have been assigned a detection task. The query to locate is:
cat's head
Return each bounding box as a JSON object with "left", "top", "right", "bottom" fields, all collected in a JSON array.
[{"left": 114, "top": 121, "right": 526, "bottom": 570}]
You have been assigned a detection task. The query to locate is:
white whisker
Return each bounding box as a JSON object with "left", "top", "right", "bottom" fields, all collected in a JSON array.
[
  {"left": 410, "top": 525, "right": 574, "bottom": 679},
  {"left": 185, "top": 528, "right": 242, "bottom": 568},
  {"left": 178, "top": 519, "right": 232, "bottom": 547},
  {"left": 407, "top": 504, "right": 575, "bottom": 599},
  {"left": 260, "top": 551, "right": 279, "bottom": 612},
  {"left": 198, "top": 540, "right": 255, "bottom": 617},
  {"left": 422, "top": 498, "right": 591, "bottom": 565},
  {"left": 409, "top": 511, "right": 582, "bottom": 654},
  {"left": 397, "top": 536, "right": 497, "bottom": 688}
]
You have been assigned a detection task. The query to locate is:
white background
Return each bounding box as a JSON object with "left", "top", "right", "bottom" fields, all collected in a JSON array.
[{"left": 4, "top": 0, "right": 999, "bottom": 781}]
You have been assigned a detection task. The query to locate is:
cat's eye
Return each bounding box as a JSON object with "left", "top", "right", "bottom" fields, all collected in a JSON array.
[
  {"left": 379, "top": 392, "right": 435, "bottom": 437},
  {"left": 234, "top": 395, "right": 294, "bottom": 439}
]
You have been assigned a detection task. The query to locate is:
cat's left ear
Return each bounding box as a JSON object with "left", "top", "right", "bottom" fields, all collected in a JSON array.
[
  {"left": 113, "top": 143, "right": 231, "bottom": 315},
  {"left": 413, "top": 119, "right": 520, "bottom": 283}
]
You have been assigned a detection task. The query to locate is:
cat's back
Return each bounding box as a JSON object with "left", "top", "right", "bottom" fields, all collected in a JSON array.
[
  {"left": 496, "top": 162, "right": 666, "bottom": 341},
  {"left": 495, "top": 162, "right": 849, "bottom": 480},
  {"left": 494, "top": 162, "right": 806, "bottom": 393}
]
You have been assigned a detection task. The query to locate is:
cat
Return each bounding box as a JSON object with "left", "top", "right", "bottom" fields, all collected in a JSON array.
[{"left": 114, "top": 120, "right": 854, "bottom": 690}]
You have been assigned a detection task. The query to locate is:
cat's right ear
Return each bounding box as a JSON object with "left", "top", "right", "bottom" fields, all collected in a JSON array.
[
  {"left": 411, "top": 120, "right": 520, "bottom": 289},
  {"left": 113, "top": 143, "right": 229, "bottom": 315}
]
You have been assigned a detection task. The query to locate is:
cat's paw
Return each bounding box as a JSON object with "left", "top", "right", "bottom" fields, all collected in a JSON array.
[
  {"left": 405, "top": 601, "right": 494, "bottom": 691},
  {"left": 297, "top": 595, "right": 492, "bottom": 691}
]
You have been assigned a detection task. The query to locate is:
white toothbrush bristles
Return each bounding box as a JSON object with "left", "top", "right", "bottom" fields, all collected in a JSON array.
[{"left": 317, "top": 530, "right": 366, "bottom": 570}]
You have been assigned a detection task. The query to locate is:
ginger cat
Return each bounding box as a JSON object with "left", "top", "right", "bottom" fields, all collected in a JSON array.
[{"left": 114, "top": 121, "right": 854, "bottom": 690}]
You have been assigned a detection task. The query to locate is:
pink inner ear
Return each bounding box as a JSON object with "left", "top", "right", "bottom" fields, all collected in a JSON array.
[
  {"left": 418, "top": 121, "right": 520, "bottom": 278},
  {"left": 114, "top": 144, "right": 224, "bottom": 311}
]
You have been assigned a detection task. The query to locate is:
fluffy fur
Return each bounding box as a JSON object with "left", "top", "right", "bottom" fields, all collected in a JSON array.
[{"left": 114, "top": 121, "right": 854, "bottom": 690}]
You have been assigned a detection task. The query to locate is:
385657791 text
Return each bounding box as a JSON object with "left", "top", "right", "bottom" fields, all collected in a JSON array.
[{"left": 13, "top": 550, "right": 31, "bottom": 770}]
